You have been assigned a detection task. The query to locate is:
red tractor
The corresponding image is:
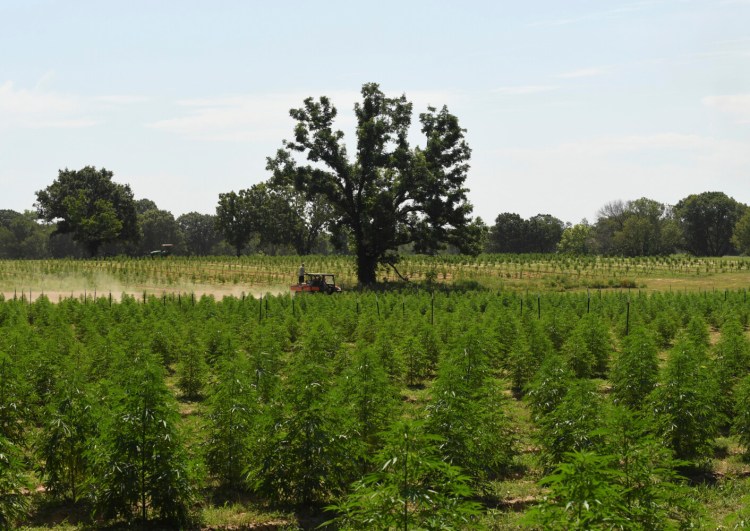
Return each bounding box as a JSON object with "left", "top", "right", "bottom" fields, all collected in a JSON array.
[{"left": 290, "top": 273, "right": 342, "bottom": 294}]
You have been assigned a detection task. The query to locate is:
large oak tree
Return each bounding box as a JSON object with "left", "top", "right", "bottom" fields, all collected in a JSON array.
[
  {"left": 35, "top": 166, "right": 138, "bottom": 256},
  {"left": 267, "top": 83, "right": 482, "bottom": 285}
]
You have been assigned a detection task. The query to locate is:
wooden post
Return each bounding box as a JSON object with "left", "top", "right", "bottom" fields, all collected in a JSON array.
[
  {"left": 625, "top": 300, "right": 630, "bottom": 336},
  {"left": 431, "top": 291, "right": 434, "bottom": 325}
]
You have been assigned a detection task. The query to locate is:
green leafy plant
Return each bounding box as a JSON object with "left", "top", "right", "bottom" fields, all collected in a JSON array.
[
  {"left": 610, "top": 327, "right": 659, "bottom": 409},
  {"left": 328, "top": 419, "right": 482, "bottom": 530},
  {"left": 94, "top": 355, "right": 193, "bottom": 526},
  {"left": 648, "top": 337, "right": 720, "bottom": 464}
]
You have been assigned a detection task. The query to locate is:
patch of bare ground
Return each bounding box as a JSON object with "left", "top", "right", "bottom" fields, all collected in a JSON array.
[{"left": 1, "top": 284, "right": 286, "bottom": 303}]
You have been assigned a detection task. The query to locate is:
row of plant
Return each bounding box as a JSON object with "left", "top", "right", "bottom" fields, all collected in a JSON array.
[
  {"left": 2, "top": 254, "right": 750, "bottom": 295},
  {"left": 1, "top": 288, "right": 750, "bottom": 528}
]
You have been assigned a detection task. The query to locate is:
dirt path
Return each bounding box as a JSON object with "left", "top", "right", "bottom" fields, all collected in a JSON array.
[{"left": 2, "top": 284, "right": 287, "bottom": 302}]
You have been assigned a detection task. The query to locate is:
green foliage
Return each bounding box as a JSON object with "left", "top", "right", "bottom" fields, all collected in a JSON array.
[
  {"left": 601, "top": 406, "right": 700, "bottom": 528},
  {"left": 333, "top": 345, "right": 400, "bottom": 451},
  {"left": 714, "top": 319, "right": 750, "bottom": 423},
  {"left": 675, "top": 191, "right": 746, "bottom": 256},
  {"left": 94, "top": 355, "right": 193, "bottom": 526},
  {"left": 486, "top": 212, "right": 564, "bottom": 253},
  {"left": 560, "top": 326, "right": 596, "bottom": 379},
  {"left": 0, "top": 349, "right": 30, "bottom": 445},
  {"left": 247, "top": 346, "right": 357, "bottom": 505},
  {"left": 400, "top": 335, "right": 430, "bottom": 387},
  {"left": 557, "top": 221, "right": 594, "bottom": 255},
  {"left": 648, "top": 337, "right": 721, "bottom": 463},
  {"left": 205, "top": 352, "right": 258, "bottom": 489},
  {"left": 524, "top": 451, "right": 628, "bottom": 529},
  {"left": 328, "top": 419, "right": 482, "bottom": 530},
  {"left": 536, "top": 379, "right": 603, "bottom": 466},
  {"left": 176, "top": 332, "right": 208, "bottom": 400},
  {"left": 732, "top": 208, "right": 750, "bottom": 255},
  {"left": 0, "top": 434, "right": 30, "bottom": 529},
  {"left": 732, "top": 374, "right": 750, "bottom": 457},
  {"left": 526, "top": 354, "right": 575, "bottom": 419},
  {"left": 427, "top": 349, "right": 516, "bottom": 481},
  {"left": 35, "top": 166, "right": 138, "bottom": 256},
  {"left": 593, "top": 197, "right": 681, "bottom": 257},
  {"left": 610, "top": 327, "right": 659, "bottom": 409},
  {"left": 507, "top": 322, "right": 539, "bottom": 395},
  {"left": 267, "top": 83, "right": 480, "bottom": 284},
  {"left": 37, "top": 370, "right": 98, "bottom": 502},
  {"left": 684, "top": 315, "right": 710, "bottom": 350},
  {"left": 528, "top": 408, "right": 701, "bottom": 530}
]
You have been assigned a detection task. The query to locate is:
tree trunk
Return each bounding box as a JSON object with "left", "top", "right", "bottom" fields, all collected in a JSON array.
[{"left": 356, "top": 250, "right": 378, "bottom": 285}]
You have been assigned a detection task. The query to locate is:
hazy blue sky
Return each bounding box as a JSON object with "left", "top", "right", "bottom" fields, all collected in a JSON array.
[{"left": 1, "top": 0, "right": 749, "bottom": 225}]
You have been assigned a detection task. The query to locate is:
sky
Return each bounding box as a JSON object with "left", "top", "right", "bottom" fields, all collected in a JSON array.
[{"left": 1, "top": 0, "right": 749, "bottom": 226}]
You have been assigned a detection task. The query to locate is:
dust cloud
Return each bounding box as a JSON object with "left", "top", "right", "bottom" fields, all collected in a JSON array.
[{"left": 0, "top": 271, "right": 287, "bottom": 302}]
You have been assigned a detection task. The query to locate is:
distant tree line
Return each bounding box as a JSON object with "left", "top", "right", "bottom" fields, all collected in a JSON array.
[
  {"left": 3, "top": 177, "right": 750, "bottom": 261},
  {"left": 487, "top": 192, "right": 750, "bottom": 257}
]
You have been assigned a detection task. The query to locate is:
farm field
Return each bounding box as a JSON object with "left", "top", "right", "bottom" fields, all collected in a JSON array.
[
  {"left": 2, "top": 256, "right": 750, "bottom": 529},
  {"left": 2, "top": 253, "right": 750, "bottom": 300}
]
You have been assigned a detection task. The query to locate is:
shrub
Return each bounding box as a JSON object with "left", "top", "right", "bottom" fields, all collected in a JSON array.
[
  {"left": 648, "top": 337, "right": 720, "bottom": 464},
  {"left": 610, "top": 327, "right": 659, "bottom": 409}
]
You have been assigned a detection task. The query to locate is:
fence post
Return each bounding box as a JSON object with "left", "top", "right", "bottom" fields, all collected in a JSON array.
[
  {"left": 431, "top": 291, "right": 434, "bottom": 325},
  {"left": 625, "top": 300, "right": 630, "bottom": 336}
]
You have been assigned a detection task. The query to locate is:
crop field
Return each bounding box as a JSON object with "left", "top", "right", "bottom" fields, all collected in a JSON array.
[
  {"left": 2, "top": 254, "right": 750, "bottom": 300},
  {"left": 2, "top": 256, "right": 750, "bottom": 529}
]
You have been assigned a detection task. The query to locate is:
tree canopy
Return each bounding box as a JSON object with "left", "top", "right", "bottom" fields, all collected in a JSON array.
[
  {"left": 35, "top": 166, "right": 138, "bottom": 256},
  {"left": 675, "top": 192, "right": 746, "bottom": 256},
  {"left": 486, "top": 213, "right": 564, "bottom": 253},
  {"left": 267, "top": 82, "right": 482, "bottom": 284}
]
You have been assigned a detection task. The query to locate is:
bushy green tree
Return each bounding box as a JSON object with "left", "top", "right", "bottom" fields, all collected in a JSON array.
[
  {"left": 35, "top": 166, "right": 138, "bottom": 256},
  {"left": 267, "top": 83, "right": 482, "bottom": 284},
  {"left": 732, "top": 207, "right": 750, "bottom": 255},
  {"left": 675, "top": 191, "right": 746, "bottom": 256},
  {"left": 177, "top": 212, "right": 224, "bottom": 255}
]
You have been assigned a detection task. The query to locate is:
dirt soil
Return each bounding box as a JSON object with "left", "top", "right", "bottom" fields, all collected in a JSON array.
[{"left": 2, "top": 284, "right": 287, "bottom": 302}]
